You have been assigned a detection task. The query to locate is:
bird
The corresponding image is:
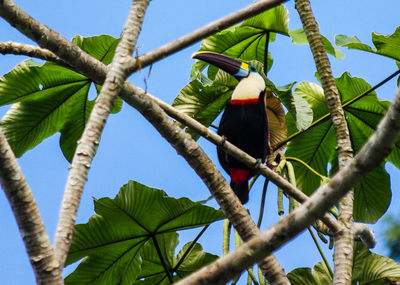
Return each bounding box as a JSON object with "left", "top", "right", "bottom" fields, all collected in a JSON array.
[{"left": 192, "top": 52, "right": 270, "bottom": 204}]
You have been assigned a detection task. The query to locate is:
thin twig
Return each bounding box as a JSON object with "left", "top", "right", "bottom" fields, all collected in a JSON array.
[
  {"left": 307, "top": 227, "right": 333, "bottom": 278},
  {"left": 0, "top": 41, "right": 69, "bottom": 67}
]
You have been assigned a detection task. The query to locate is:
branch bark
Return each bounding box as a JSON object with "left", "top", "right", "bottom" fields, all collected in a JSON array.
[
  {"left": 0, "top": 0, "right": 290, "bottom": 283},
  {"left": 2, "top": 37, "right": 376, "bottom": 246},
  {"left": 0, "top": 127, "right": 62, "bottom": 284},
  {"left": 0, "top": 41, "right": 67, "bottom": 66},
  {"left": 52, "top": 0, "right": 151, "bottom": 266},
  {"left": 175, "top": 85, "right": 400, "bottom": 285},
  {"left": 294, "top": 0, "right": 355, "bottom": 284}
]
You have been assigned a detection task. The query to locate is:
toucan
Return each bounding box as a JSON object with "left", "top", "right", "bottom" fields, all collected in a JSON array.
[{"left": 192, "top": 52, "right": 269, "bottom": 204}]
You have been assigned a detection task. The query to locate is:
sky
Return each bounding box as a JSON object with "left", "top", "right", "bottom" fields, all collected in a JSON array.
[{"left": 1, "top": 0, "right": 400, "bottom": 284}]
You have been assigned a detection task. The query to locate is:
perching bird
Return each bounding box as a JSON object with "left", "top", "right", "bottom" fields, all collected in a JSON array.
[{"left": 192, "top": 52, "right": 270, "bottom": 204}]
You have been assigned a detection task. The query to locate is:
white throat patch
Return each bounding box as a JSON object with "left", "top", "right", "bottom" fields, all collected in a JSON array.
[{"left": 231, "top": 72, "right": 265, "bottom": 100}]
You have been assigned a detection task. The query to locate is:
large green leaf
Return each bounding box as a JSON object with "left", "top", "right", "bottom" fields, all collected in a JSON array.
[
  {"left": 133, "top": 235, "right": 218, "bottom": 284},
  {"left": 288, "top": 243, "right": 400, "bottom": 284},
  {"left": 0, "top": 35, "right": 122, "bottom": 162},
  {"left": 191, "top": 5, "right": 289, "bottom": 80},
  {"left": 336, "top": 27, "right": 400, "bottom": 61},
  {"left": 286, "top": 73, "right": 392, "bottom": 222},
  {"left": 65, "top": 180, "right": 224, "bottom": 284}
]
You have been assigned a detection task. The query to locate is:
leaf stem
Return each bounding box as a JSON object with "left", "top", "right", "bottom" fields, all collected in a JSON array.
[
  {"left": 152, "top": 235, "right": 173, "bottom": 283},
  {"left": 257, "top": 178, "right": 269, "bottom": 228},
  {"left": 286, "top": 156, "right": 327, "bottom": 180},
  {"left": 307, "top": 227, "right": 333, "bottom": 278},
  {"left": 274, "top": 69, "right": 400, "bottom": 150},
  {"left": 173, "top": 224, "right": 210, "bottom": 273}
]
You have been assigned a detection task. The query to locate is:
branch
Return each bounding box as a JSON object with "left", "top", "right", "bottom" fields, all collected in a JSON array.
[
  {"left": 53, "top": 0, "right": 152, "bottom": 266},
  {"left": 0, "top": 127, "right": 62, "bottom": 284},
  {"left": 0, "top": 1, "right": 290, "bottom": 283},
  {"left": 294, "top": 0, "right": 355, "bottom": 283},
  {"left": 125, "top": 0, "right": 288, "bottom": 75},
  {"left": 0, "top": 41, "right": 68, "bottom": 66},
  {"left": 175, "top": 85, "right": 400, "bottom": 285}
]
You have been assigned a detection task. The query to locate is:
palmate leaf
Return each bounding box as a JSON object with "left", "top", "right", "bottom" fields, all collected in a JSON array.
[
  {"left": 0, "top": 35, "right": 122, "bottom": 162},
  {"left": 335, "top": 26, "right": 400, "bottom": 62},
  {"left": 132, "top": 235, "right": 218, "bottom": 284},
  {"left": 286, "top": 72, "right": 392, "bottom": 222},
  {"left": 288, "top": 242, "right": 400, "bottom": 284},
  {"left": 191, "top": 5, "right": 289, "bottom": 81},
  {"left": 65, "top": 180, "right": 224, "bottom": 285}
]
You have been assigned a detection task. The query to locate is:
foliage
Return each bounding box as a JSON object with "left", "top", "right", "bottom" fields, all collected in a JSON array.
[
  {"left": 64, "top": 180, "right": 224, "bottom": 284},
  {"left": 0, "top": 35, "right": 122, "bottom": 162},
  {"left": 288, "top": 242, "right": 400, "bottom": 284},
  {"left": 2, "top": 3, "right": 400, "bottom": 284}
]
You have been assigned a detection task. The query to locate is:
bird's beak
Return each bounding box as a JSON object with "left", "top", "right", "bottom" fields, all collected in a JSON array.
[{"left": 192, "top": 51, "right": 250, "bottom": 79}]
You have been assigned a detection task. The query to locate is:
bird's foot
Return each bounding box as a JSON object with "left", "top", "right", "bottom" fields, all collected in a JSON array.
[
  {"left": 220, "top": 135, "right": 227, "bottom": 146},
  {"left": 254, "top": 158, "right": 263, "bottom": 169}
]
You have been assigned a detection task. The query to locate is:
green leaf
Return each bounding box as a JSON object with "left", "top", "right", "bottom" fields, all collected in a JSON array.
[
  {"left": 133, "top": 238, "right": 218, "bottom": 284},
  {"left": 269, "top": 81, "right": 313, "bottom": 131},
  {"left": 288, "top": 262, "right": 332, "bottom": 284},
  {"left": 290, "top": 28, "right": 344, "bottom": 59},
  {"left": 353, "top": 242, "right": 400, "bottom": 284},
  {"left": 174, "top": 60, "right": 288, "bottom": 148},
  {"left": 0, "top": 35, "right": 121, "bottom": 162},
  {"left": 286, "top": 73, "right": 392, "bottom": 222},
  {"left": 191, "top": 5, "right": 289, "bottom": 80},
  {"left": 173, "top": 70, "right": 236, "bottom": 140},
  {"left": 65, "top": 180, "right": 224, "bottom": 284},
  {"left": 336, "top": 27, "right": 400, "bottom": 62},
  {"left": 288, "top": 243, "right": 400, "bottom": 284}
]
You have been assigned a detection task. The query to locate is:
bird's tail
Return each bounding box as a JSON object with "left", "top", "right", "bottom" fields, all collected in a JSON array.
[
  {"left": 230, "top": 180, "right": 249, "bottom": 204},
  {"left": 230, "top": 168, "right": 251, "bottom": 204}
]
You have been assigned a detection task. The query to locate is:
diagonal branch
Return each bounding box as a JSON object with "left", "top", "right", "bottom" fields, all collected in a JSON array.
[
  {"left": 0, "top": 0, "right": 291, "bottom": 283},
  {"left": 294, "top": 0, "right": 355, "bottom": 284},
  {"left": 175, "top": 85, "right": 400, "bottom": 285},
  {"left": 0, "top": 127, "right": 62, "bottom": 284},
  {"left": 52, "top": 0, "right": 152, "bottom": 266}
]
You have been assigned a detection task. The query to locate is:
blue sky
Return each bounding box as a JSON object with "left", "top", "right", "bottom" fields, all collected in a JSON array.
[{"left": 1, "top": 0, "right": 400, "bottom": 283}]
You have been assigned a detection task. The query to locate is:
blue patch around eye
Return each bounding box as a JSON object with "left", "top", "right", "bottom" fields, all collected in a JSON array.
[{"left": 234, "top": 68, "right": 250, "bottom": 78}]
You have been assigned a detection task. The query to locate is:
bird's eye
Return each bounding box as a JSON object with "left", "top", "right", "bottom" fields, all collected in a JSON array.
[{"left": 249, "top": 66, "right": 257, "bottom": 72}]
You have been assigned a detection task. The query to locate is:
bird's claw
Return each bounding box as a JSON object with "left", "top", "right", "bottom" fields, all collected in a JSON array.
[
  {"left": 220, "top": 135, "right": 227, "bottom": 146},
  {"left": 254, "top": 158, "right": 263, "bottom": 169}
]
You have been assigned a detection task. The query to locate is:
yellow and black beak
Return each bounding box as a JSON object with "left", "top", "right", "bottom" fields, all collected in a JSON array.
[{"left": 192, "top": 51, "right": 251, "bottom": 80}]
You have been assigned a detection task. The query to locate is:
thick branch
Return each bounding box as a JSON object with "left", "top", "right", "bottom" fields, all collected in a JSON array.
[
  {"left": 294, "top": 1, "right": 355, "bottom": 284},
  {"left": 175, "top": 86, "right": 400, "bottom": 285},
  {"left": 0, "top": 0, "right": 290, "bottom": 282},
  {"left": 0, "top": 127, "right": 62, "bottom": 284},
  {"left": 53, "top": 0, "right": 151, "bottom": 266}
]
